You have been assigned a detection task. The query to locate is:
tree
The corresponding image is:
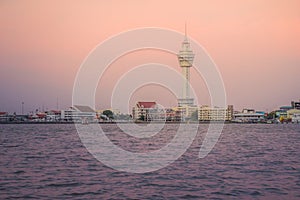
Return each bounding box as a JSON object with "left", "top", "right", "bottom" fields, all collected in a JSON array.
[
  {"left": 139, "top": 114, "right": 145, "bottom": 121},
  {"left": 267, "top": 111, "right": 276, "bottom": 119},
  {"left": 102, "top": 110, "right": 114, "bottom": 119}
]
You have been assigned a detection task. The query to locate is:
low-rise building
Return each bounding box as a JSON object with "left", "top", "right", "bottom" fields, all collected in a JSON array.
[
  {"left": 292, "top": 113, "right": 300, "bottom": 123},
  {"left": 198, "top": 105, "right": 233, "bottom": 121},
  {"left": 287, "top": 109, "right": 300, "bottom": 120},
  {"left": 0, "top": 112, "right": 9, "bottom": 122},
  {"left": 291, "top": 100, "right": 300, "bottom": 109},
  {"left": 174, "top": 105, "right": 198, "bottom": 121},
  {"left": 61, "top": 105, "right": 96, "bottom": 123},
  {"left": 132, "top": 101, "right": 164, "bottom": 121},
  {"left": 45, "top": 110, "right": 61, "bottom": 121},
  {"left": 233, "top": 108, "right": 265, "bottom": 123}
]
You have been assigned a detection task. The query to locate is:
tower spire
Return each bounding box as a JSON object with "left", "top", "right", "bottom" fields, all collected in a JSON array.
[
  {"left": 185, "top": 22, "right": 187, "bottom": 37},
  {"left": 184, "top": 22, "right": 188, "bottom": 41}
]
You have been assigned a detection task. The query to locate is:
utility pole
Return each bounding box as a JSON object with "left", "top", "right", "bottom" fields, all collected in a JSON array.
[{"left": 21, "top": 102, "right": 24, "bottom": 115}]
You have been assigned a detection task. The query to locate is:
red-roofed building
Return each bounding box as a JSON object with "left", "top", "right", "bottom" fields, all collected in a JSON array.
[
  {"left": 0, "top": 112, "right": 8, "bottom": 122},
  {"left": 137, "top": 101, "right": 156, "bottom": 109},
  {"left": 132, "top": 101, "right": 158, "bottom": 121}
]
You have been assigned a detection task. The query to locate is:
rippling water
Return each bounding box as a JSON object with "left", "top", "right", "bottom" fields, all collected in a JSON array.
[{"left": 0, "top": 124, "right": 299, "bottom": 199}]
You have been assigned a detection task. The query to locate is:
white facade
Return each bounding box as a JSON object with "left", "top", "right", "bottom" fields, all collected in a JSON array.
[
  {"left": 61, "top": 105, "right": 96, "bottom": 123},
  {"left": 233, "top": 109, "right": 264, "bottom": 122},
  {"left": 132, "top": 102, "right": 165, "bottom": 121},
  {"left": 177, "top": 105, "right": 198, "bottom": 120},
  {"left": 292, "top": 113, "right": 300, "bottom": 123},
  {"left": 198, "top": 105, "right": 233, "bottom": 121}
]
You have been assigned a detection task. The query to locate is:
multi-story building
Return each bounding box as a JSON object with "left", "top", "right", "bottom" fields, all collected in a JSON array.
[
  {"left": 198, "top": 105, "right": 233, "bottom": 121},
  {"left": 287, "top": 109, "right": 300, "bottom": 120},
  {"left": 291, "top": 100, "right": 300, "bottom": 109},
  {"left": 233, "top": 108, "right": 264, "bottom": 123},
  {"left": 132, "top": 101, "right": 165, "bottom": 121},
  {"left": 61, "top": 105, "right": 96, "bottom": 123},
  {"left": 176, "top": 105, "right": 198, "bottom": 121},
  {"left": 45, "top": 110, "right": 61, "bottom": 121},
  {"left": 292, "top": 113, "right": 300, "bottom": 123}
]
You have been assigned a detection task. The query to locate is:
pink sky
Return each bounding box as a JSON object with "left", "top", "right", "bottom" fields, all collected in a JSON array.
[{"left": 0, "top": 0, "right": 299, "bottom": 113}]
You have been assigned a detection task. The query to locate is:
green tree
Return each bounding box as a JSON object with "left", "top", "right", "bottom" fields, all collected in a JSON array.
[
  {"left": 139, "top": 114, "right": 145, "bottom": 121},
  {"left": 267, "top": 111, "right": 276, "bottom": 119},
  {"left": 102, "top": 110, "right": 114, "bottom": 119}
]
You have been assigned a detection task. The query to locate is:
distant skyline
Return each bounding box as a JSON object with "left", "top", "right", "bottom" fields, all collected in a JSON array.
[{"left": 0, "top": 1, "right": 299, "bottom": 114}]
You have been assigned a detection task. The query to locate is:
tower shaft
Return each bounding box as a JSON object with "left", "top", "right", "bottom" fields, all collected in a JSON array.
[{"left": 182, "top": 66, "right": 190, "bottom": 99}]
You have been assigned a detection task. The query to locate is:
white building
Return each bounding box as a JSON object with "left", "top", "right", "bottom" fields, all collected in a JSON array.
[
  {"left": 176, "top": 105, "right": 198, "bottom": 121},
  {"left": 233, "top": 109, "right": 265, "bottom": 123},
  {"left": 132, "top": 102, "right": 165, "bottom": 121},
  {"left": 198, "top": 105, "right": 233, "bottom": 121},
  {"left": 287, "top": 109, "right": 300, "bottom": 119},
  {"left": 45, "top": 110, "right": 61, "bottom": 121},
  {"left": 61, "top": 105, "right": 97, "bottom": 123},
  {"left": 0, "top": 112, "right": 9, "bottom": 122},
  {"left": 292, "top": 113, "right": 300, "bottom": 123}
]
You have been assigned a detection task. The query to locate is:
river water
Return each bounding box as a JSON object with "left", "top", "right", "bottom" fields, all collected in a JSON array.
[{"left": 0, "top": 124, "right": 299, "bottom": 199}]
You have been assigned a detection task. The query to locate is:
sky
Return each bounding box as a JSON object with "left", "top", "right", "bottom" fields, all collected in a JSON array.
[{"left": 0, "top": 0, "right": 299, "bottom": 114}]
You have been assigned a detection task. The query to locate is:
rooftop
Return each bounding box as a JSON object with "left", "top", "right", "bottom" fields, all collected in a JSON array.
[
  {"left": 73, "top": 105, "right": 95, "bottom": 112},
  {"left": 137, "top": 101, "right": 156, "bottom": 109}
]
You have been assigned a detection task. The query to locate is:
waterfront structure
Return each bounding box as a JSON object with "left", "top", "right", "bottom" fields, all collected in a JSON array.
[
  {"left": 292, "top": 113, "right": 300, "bottom": 123},
  {"left": 164, "top": 108, "right": 181, "bottom": 121},
  {"left": 287, "top": 109, "right": 300, "bottom": 119},
  {"left": 233, "top": 108, "right": 264, "bottom": 123},
  {"left": 275, "top": 109, "right": 287, "bottom": 119},
  {"left": 133, "top": 101, "right": 155, "bottom": 121},
  {"left": 45, "top": 110, "right": 61, "bottom": 121},
  {"left": 61, "top": 105, "right": 96, "bottom": 122},
  {"left": 198, "top": 105, "right": 233, "bottom": 121},
  {"left": 177, "top": 25, "right": 195, "bottom": 107},
  {"left": 279, "top": 106, "right": 293, "bottom": 111},
  {"left": 0, "top": 112, "right": 9, "bottom": 122},
  {"left": 291, "top": 100, "right": 300, "bottom": 109},
  {"left": 176, "top": 106, "right": 198, "bottom": 121}
]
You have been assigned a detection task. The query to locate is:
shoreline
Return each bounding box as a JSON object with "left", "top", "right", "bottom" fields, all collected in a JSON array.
[{"left": 0, "top": 121, "right": 293, "bottom": 125}]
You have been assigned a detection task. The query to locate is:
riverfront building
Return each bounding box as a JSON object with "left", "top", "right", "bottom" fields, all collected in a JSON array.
[
  {"left": 0, "top": 112, "right": 9, "bottom": 122},
  {"left": 132, "top": 101, "right": 165, "bottom": 121},
  {"left": 233, "top": 109, "right": 265, "bottom": 123},
  {"left": 61, "top": 105, "right": 96, "bottom": 123},
  {"left": 198, "top": 105, "right": 233, "bottom": 121}
]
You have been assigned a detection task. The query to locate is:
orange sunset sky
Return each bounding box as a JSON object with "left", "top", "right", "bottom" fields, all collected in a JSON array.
[{"left": 0, "top": 0, "right": 299, "bottom": 114}]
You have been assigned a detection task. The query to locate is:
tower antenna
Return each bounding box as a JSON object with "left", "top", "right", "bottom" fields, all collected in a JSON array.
[{"left": 185, "top": 22, "right": 187, "bottom": 37}]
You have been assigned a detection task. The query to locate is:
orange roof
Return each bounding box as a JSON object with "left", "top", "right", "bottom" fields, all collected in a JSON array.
[{"left": 137, "top": 101, "right": 156, "bottom": 108}]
